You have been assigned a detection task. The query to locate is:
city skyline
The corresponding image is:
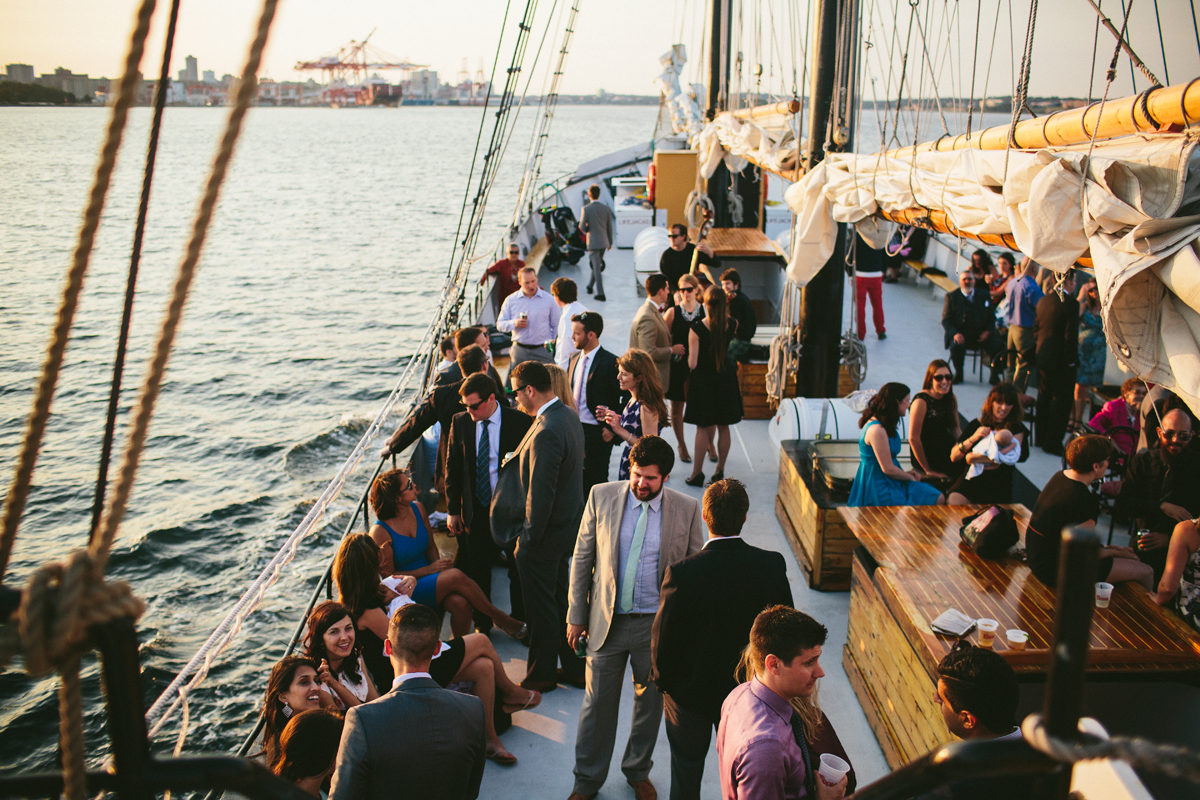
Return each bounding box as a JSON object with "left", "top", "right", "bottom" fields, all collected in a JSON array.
[{"left": 2, "top": 1, "right": 1197, "bottom": 100}]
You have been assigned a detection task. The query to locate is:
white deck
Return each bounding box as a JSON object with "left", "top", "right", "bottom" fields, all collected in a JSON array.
[{"left": 473, "top": 244, "right": 1069, "bottom": 798}]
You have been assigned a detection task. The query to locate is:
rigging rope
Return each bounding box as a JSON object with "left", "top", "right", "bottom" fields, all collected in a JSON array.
[
  {"left": 1021, "top": 715, "right": 1200, "bottom": 783},
  {"left": 1002, "top": 0, "right": 1039, "bottom": 181}
]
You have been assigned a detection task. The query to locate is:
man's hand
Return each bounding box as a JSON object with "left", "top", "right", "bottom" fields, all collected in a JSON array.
[
  {"left": 815, "top": 772, "right": 848, "bottom": 800},
  {"left": 697, "top": 241, "right": 714, "bottom": 257},
  {"left": 953, "top": 333, "right": 966, "bottom": 345},
  {"left": 601, "top": 429, "right": 614, "bottom": 442},
  {"left": 979, "top": 330, "right": 990, "bottom": 341},
  {"left": 566, "top": 624, "right": 587, "bottom": 651},
  {"left": 514, "top": 316, "right": 529, "bottom": 329},
  {"left": 378, "top": 445, "right": 392, "bottom": 460},
  {"left": 1162, "top": 502, "right": 1192, "bottom": 522},
  {"left": 1138, "top": 530, "right": 1169, "bottom": 550},
  {"left": 448, "top": 514, "right": 464, "bottom": 537},
  {"left": 671, "top": 344, "right": 685, "bottom": 356}
]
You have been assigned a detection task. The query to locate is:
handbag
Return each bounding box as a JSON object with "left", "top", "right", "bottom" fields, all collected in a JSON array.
[{"left": 959, "top": 506, "right": 1019, "bottom": 560}]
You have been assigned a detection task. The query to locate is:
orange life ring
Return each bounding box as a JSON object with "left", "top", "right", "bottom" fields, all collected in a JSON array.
[{"left": 646, "top": 164, "right": 657, "bottom": 205}]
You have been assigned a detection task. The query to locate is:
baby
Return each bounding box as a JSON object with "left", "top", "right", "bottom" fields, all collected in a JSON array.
[{"left": 966, "top": 428, "right": 1021, "bottom": 479}]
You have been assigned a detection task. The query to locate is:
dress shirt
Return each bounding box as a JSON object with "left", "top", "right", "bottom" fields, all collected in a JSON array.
[
  {"left": 475, "top": 404, "right": 502, "bottom": 494},
  {"left": 616, "top": 490, "right": 663, "bottom": 614},
  {"left": 703, "top": 534, "right": 742, "bottom": 548},
  {"left": 718, "top": 677, "right": 809, "bottom": 800},
  {"left": 535, "top": 396, "right": 561, "bottom": 418},
  {"left": 496, "top": 288, "right": 561, "bottom": 345},
  {"left": 573, "top": 348, "right": 600, "bottom": 425},
  {"left": 437, "top": 358, "right": 456, "bottom": 373},
  {"left": 391, "top": 671, "right": 433, "bottom": 690},
  {"left": 1004, "top": 275, "right": 1043, "bottom": 328},
  {"left": 556, "top": 300, "right": 588, "bottom": 369}
]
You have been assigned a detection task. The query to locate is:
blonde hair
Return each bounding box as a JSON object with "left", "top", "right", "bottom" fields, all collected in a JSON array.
[{"left": 545, "top": 364, "right": 576, "bottom": 411}]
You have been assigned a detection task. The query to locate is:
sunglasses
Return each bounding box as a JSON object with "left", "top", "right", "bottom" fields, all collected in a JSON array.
[
  {"left": 669, "top": 233, "right": 685, "bottom": 239},
  {"left": 933, "top": 374, "right": 952, "bottom": 382},
  {"left": 462, "top": 397, "right": 488, "bottom": 411},
  {"left": 680, "top": 286, "right": 696, "bottom": 293},
  {"left": 1162, "top": 430, "right": 1194, "bottom": 442}
]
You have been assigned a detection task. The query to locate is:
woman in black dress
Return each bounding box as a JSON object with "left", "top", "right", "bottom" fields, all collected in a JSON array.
[
  {"left": 947, "top": 382, "right": 1029, "bottom": 505},
  {"left": 684, "top": 285, "right": 743, "bottom": 486},
  {"left": 908, "top": 359, "right": 962, "bottom": 489},
  {"left": 663, "top": 273, "right": 705, "bottom": 463}
]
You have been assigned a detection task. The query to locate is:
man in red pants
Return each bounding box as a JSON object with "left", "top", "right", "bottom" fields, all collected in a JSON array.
[{"left": 854, "top": 242, "right": 887, "bottom": 341}]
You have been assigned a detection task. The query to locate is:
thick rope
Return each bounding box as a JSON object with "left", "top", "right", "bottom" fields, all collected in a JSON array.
[
  {"left": 1022, "top": 714, "right": 1200, "bottom": 783},
  {"left": 0, "top": 0, "right": 158, "bottom": 584}
]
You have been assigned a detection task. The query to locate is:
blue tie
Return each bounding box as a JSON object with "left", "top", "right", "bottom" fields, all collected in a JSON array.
[
  {"left": 476, "top": 420, "right": 492, "bottom": 504},
  {"left": 620, "top": 501, "right": 650, "bottom": 612}
]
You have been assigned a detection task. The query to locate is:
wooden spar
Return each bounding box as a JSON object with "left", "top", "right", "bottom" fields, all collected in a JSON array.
[{"left": 728, "top": 99, "right": 802, "bottom": 122}]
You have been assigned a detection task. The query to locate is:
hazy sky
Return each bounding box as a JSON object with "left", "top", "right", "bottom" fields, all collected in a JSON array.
[{"left": 2, "top": 0, "right": 1197, "bottom": 99}]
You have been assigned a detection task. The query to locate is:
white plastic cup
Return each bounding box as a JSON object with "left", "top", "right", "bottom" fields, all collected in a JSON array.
[
  {"left": 977, "top": 619, "right": 999, "bottom": 648},
  {"left": 818, "top": 754, "right": 851, "bottom": 786},
  {"left": 1095, "top": 582, "right": 1114, "bottom": 608},
  {"left": 1006, "top": 629, "right": 1029, "bottom": 650}
]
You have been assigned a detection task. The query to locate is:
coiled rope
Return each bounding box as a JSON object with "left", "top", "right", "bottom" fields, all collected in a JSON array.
[{"left": 1022, "top": 714, "right": 1200, "bottom": 784}]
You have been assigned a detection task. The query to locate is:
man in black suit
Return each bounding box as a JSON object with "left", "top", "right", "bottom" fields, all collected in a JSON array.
[
  {"left": 567, "top": 311, "right": 623, "bottom": 500},
  {"left": 1035, "top": 269, "right": 1079, "bottom": 455},
  {"left": 329, "top": 605, "right": 485, "bottom": 800},
  {"left": 941, "top": 269, "right": 1004, "bottom": 384},
  {"left": 650, "top": 479, "right": 793, "bottom": 800},
  {"left": 447, "top": 372, "right": 533, "bottom": 632},
  {"left": 435, "top": 327, "right": 508, "bottom": 404}
]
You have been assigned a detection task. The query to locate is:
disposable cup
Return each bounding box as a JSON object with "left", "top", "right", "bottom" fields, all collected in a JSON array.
[
  {"left": 1006, "top": 629, "right": 1029, "bottom": 650},
  {"left": 1095, "top": 582, "right": 1114, "bottom": 608},
  {"left": 818, "top": 754, "right": 851, "bottom": 786},
  {"left": 977, "top": 619, "right": 998, "bottom": 648}
]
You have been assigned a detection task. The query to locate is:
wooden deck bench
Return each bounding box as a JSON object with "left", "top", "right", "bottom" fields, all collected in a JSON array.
[{"left": 904, "top": 258, "right": 957, "bottom": 294}]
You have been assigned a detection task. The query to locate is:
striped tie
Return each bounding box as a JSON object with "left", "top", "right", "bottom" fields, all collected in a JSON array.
[
  {"left": 476, "top": 420, "right": 492, "bottom": 504},
  {"left": 620, "top": 501, "right": 650, "bottom": 613}
]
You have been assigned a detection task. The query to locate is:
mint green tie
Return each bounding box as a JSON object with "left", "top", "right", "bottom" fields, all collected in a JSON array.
[{"left": 620, "top": 501, "right": 650, "bottom": 613}]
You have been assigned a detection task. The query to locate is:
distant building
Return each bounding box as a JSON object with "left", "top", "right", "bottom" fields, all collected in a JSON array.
[
  {"left": 403, "top": 69, "right": 439, "bottom": 102},
  {"left": 180, "top": 55, "right": 198, "bottom": 83},
  {"left": 202, "top": 70, "right": 216, "bottom": 84},
  {"left": 5, "top": 63, "right": 34, "bottom": 83},
  {"left": 36, "top": 67, "right": 108, "bottom": 101}
]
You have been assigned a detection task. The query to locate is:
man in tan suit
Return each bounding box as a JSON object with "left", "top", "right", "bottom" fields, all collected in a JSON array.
[
  {"left": 566, "top": 436, "right": 705, "bottom": 800},
  {"left": 630, "top": 274, "right": 683, "bottom": 391}
]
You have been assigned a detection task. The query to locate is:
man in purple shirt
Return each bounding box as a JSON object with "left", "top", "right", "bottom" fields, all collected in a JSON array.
[{"left": 716, "top": 607, "right": 847, "bottom": 800}]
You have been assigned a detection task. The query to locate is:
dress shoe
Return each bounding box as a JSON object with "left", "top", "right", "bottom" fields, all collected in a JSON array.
[
  {"left": 521, "top": 678, "right": 558, "bottom": 693},
  {"left": 877, "top": 331, "right": 887, "bottom": 340},
  {"left": 567, "top": 793, "right": 597, "bottom": 800},
  {"left": 586, "top": 284, "right": 594, "bottom": 294},
  {"left": 556, "top": 668, "right": 586, "bottom": 689},
  {"left": 629, "top": 780, "right": 657, "bottom": 800},
  {"left": 594, "top": 294, "right": 606, "bottom": 301}
]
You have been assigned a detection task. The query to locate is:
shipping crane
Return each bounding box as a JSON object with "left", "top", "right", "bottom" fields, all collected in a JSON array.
[{"left": 295, "top": 30, "right": 426, "bottom": 106}]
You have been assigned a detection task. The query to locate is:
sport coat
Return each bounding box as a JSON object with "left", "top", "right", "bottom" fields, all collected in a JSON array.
[
  {"left": 446, "top": 405, "right": 532, "bottom": 528},
  {"left": 1034, "top": 291, "right": 1080, "bottom": 370},
  {"left": 941, "top": 288, "right": 995, "bottom": 349},
  {"left": 580, "top": 200, "right": 614, "bottom": 251},
  {"left": 434, "top": 362, "right": 509, "bottom": 406},
  {"left": 630, "top": 299, "right": 673, "bottom": 390},
  {"left": 568, "top": 482, "right": 705, "bottom": 651},
  {"left": 650, "top": 536, "right": 793, "bottom": 723},
  {"left": 567, "top": 346, "right": 623, "bottom": 422},
  {"left": 328, "top": 676, "right": 486, "bottom": 800},
  {"left": 490, "top": 398, "right": 585, "bottom": 550}
]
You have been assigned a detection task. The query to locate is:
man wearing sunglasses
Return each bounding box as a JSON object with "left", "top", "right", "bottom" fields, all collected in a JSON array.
[{"left": 659, "top": 224, "right": 720, "bottom": 296}]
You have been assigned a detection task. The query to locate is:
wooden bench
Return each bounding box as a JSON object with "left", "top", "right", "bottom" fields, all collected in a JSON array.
[
  {"left": 775, "top": 441, "right": 860, "bottom": 591},
  {"left": 904, "top": 258, "right": 957, "bottom": 294},
  {"left": 839, "top": 504, "right": 1200, "bottom": 769}
]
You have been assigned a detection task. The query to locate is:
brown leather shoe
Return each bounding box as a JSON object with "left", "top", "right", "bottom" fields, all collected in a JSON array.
[
  {"left": 628, "top": 780, "right": 657, "bottom": 800},
  {"left": 520, "top": 678, "right": 558, "bottom": 693}
]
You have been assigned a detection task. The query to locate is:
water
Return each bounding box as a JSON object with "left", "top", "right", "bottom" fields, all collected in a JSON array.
[{"left": 0, "top": 104, "right": 659, "bottom": 772}]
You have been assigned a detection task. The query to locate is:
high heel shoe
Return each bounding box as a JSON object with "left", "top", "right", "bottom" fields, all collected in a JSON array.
[
  {"left": 708, "top": 452, "right": 718, "bottom": 463},
  {"left": 684, "top": 472, "right": 705, "bottom": 487},
  {"left": 678, "top": 450, "right": 692, "bottom": 463},
  {"left": 707, "top": 470, "right": 724, "bottom": 486}
]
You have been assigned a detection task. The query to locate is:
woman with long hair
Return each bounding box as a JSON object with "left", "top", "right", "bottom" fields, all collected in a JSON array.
[
  {"left": 368, "top": 467, "right": 525, "bottom": 639},
  {"left": 662, "top": 273, "right": 708, "bottom": 463},
  {"left": 258, "top": 655, "right": 322, "bottom": 772},
  {"left": 908, "top": 360, "right": 962, "bottom": 488},
  {"left": 333, "top": 532, "right": 539, "bottom": 765},
  {"left": 683, "top": 285, "right": 743, "bottom": 486},
  {"left": 273, "top": 708, "right": 344, "bottom": 797},
  {"left": 545, "top": 363, "right": 577, "bottom": 411},
  {"left": 848, "top": 382, "right": 945, "bottom": 507},
  {"left": 598, "top": 349, "right": 670, "bottom": 480},
  {"left": 303, "top": 600, "right": 379, "bottom": 710},
  {"left": 947, "top": 382, "right": 1030, "bottom": 505}
]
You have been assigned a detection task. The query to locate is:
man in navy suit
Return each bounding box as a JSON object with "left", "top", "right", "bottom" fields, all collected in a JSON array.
[
  {"left": 567, "top": 311, "right": 623, "bottom": 500},
  {"left": 447, "top": 372, "right": 533, "bottom": 631},
  {"left": 650, "top": 479, "right": 793, "bottom": 800}
]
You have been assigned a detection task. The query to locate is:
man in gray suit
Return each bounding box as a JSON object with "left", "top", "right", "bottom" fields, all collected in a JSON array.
[
  {"left": 494, "top": 360, "right": 587, "bottom": 691},
  {"left": 630, "top": 274, "right": 682, "bottom": 391},
  {"left": 329, "top": 605, "right": 486, "bottom": 800},
  {"left": 566, "top": 436, "right": 705, "bottom": 800},
  {"left": 579, "top": 184, "right": 614, "bottom": 301}
]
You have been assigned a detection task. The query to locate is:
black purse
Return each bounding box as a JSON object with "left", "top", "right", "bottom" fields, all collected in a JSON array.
[{"left": 959, "top": 506, "right": 1019, "bottom": 560}]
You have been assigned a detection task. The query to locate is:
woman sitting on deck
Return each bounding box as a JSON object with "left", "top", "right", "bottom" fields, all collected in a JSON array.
[
  {"left": 1087, "top": 377, "right": 1145, "bottom": 461},
  {"left": 946, "top": 383, "right": 1030, "bottom": 506},
  {"left": 303, "top": 600, "right": 380, "bottom": 710},
  {"left": 258, "top": 655, "right": 323, "bottom": 771},
  {"left": 273, "top": 709, "right": 343, "bottom": 797},
  {"left": 908, "top": 359, "right": 962, "bottom": 489},
  {"left": 848, "top": 382, "right": 945, "bottom": 507},
  {"left": 368, "top": 468, "right": 526, "bottom": 640},
  {"left": 598, "top": 348, "right": 668, "bottom": 481},
  {"left": 1151, "top": 518, "right": 1200, "bottom": 630},
  {"left": 1026, "top": 435, "right": 1153, "bottom": 589}
]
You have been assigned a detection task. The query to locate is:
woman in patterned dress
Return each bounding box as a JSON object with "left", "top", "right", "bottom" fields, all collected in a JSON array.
[
  {"left": 598, "top": 349, "right": 669, "bottom": 480},
  {"left": 1074, "top": 278, "right": 1107, "bottom": 427},
  {"left": 1151, "top": 518, "right": 1200, "bottom": 632}
]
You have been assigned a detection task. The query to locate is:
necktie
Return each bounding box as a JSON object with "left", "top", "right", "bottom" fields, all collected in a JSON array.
[
  {"left": 620, "top": 501, "right": 649, "bottom": 612},
  {"left": 476, "top": 420, "right": 491, "bottom": 504},
  {"left": 574, "top": 354, "right": 588, "bottom": 410},
  {"left": 790, "top": 711, "right": 817, "bottom": 799}
]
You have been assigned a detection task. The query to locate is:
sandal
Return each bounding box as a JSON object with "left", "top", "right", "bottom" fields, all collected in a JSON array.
[
  {"left": 502, "top": 689, "right": 542, "bottom": 715},
  {"left": 486, "top": 745, "right": 518, "bottom": 766}
]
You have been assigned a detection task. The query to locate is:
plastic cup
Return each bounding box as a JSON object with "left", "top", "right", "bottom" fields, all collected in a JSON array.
[
  {"left": 977, "top": 619, "right": 998, "bottom": 648},
  {"left": 1006, "top": 629, "right": 1029, "bottom": 650},
  {"left": 818, "top": 754, "right": 851, "bottom": 786},
  {"left": 1095, "top": 582, "right": 1114, "bottom": 608}
]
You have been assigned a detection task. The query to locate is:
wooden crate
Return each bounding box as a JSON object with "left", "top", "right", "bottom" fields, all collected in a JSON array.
[
  {"left": 738, "top": 362, "right": 796, "bottom": 420},
  {"left": 774, "top": 444, "right": 858, "bottom": 591}
]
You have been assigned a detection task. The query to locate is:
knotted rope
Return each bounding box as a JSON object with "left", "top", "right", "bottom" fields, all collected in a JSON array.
[{"left": 1022, "top": 714, "right": 1200, "bottom": 784}]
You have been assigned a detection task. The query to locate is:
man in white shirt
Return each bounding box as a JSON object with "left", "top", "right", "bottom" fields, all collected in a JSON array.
[
  {"left": 551, "top": 277, "right": 588, "bottom": 370},
  {"left": 567, "top": 312, "right": 623, "bottom": 500},
  {"left": 497, "top": 267, "right": 561, "bottom": 384},
  {"left": 437, "top": 334, "right": 458, "bottom": 373}
]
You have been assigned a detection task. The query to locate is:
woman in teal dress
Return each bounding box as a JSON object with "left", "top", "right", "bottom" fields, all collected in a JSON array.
[
  {"left": 1074, "top": 278, "right": 1107, "bottom": 427},
  {"left": 368, "top": 468, "right": 527, "bottom": 639},
  {"left": 848, "top": 382, "right": 946, "bottom": 507}
]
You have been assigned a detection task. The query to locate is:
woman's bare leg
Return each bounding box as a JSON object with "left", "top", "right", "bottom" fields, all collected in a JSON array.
[
  {"left": 436, "top": 569, "right": 523, "bottom": 637},
  {"left": 715, "top": 425, "right": 731, "bottom": 473},
  {"left": 1108, "top": 557, "right": 1155, "bottom": 591},
  {"left": 442, "top": 593, "right": 471, "bottom": 637},
  {"left": 947, "top": 492, "right": 969, "bottom": 506},
  {"left": 457, "top": 655, "right": 504, "bottom": 748},
  {"left": 1073, "top": 384, "right": 1089, "bottom": 425},
  {"left": 690, "top": 426, "right": 713, "bottom": 480},
  {"left": 459, "top": 633, "right": 530, "bottom": 705},
  {"left": 671, "top": 401, "right": 689, "bottom": 460}
]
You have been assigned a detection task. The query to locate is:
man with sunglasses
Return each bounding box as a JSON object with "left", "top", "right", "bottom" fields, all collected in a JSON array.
[
  {"left": 480, "top": 242, "right": 525, "bottom": 309},
  {"left": 1118, "top": 408, "right": 1200, "bottom": 581},
  {"left": 659, "top": 224, "right": 720, "bottom": 297}
]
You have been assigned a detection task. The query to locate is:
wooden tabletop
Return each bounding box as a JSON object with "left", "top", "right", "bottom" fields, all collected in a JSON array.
[
  {"left": 705, "top": 227, "right": 784, "bottom": 258},
  {"left": 840, "top": 504, "right": 1200, "bottom": 676}
]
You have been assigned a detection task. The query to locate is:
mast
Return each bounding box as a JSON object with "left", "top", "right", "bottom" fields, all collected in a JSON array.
[
  {"left": 707, "top": 0, "right": 730, "bottom": 119},
  {"left": 706, "top": 0, "right": 761, "bottom": 228}
]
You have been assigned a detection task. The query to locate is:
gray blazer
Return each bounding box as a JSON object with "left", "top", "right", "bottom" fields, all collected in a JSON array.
[
  {"left": 580, "top": 200, "right": 614, "bottom": 251},
  {"left": 490, "top": 398, "right": 585, "bottom": 551},
  {"left": 328, "top": 676, "right": 486, "bottom": 800},
  {"left": 568, "top": 483, "right": 705, "bottom": 650},
  {"left": 629, "top": 299, "right": 673, "bottom": 389}
]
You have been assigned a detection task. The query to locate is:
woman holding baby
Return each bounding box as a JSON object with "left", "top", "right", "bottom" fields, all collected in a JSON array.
[{"left": 947, "top": 383, "right": 1030, "bottom": 505}]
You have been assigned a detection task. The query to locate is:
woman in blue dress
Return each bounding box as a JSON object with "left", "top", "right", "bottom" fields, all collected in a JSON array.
[
  {"left": 848, "top": 382, "right": 946, "bottom": 507},
  {"left": 1074, "top": 278, "right": 1107, "bottom": 427},
  {"left": 368, "top": 468, "right": 527, "bottom": 639},
  {"left": 598, "top": 349, "right": 669, "bottom": 480}
]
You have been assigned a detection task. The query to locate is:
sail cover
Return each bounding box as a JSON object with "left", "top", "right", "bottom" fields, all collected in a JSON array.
[{"left": 778, "top": 133, "right": 1200, "bottom": 415}]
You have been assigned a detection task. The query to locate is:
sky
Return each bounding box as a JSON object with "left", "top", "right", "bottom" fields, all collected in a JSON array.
[{"left": 2, "top": 0, "right": 1197, "bottom": 99}]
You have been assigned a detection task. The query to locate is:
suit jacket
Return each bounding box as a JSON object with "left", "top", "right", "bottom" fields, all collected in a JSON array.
[
  {"left": 1034, "top": 291, "right": 1080, "bottom": 370},
  {"left": 941, "top": 288, "right": 995, "bottom": 349},
  {"left": 384, "top": 380, "right": 463, "bottom": 480},
  {"left": 434, "top": 363, "right": 509, "bottom": 405},
  {"left": 580, "top": 200, "right": 614, "bottom": 251},
  {"left": 568, "top": 483, "right": 705, "bottom": 651},
  {"left": 567, "top": 346, "right": 622, "bottom": 423},
  {"left": 489, "top": 398, "right": 585, "bottom": 550},
  {"left": 630, "top": 300, "right": 673, "bottom": 389},
  {"left": 446, "top": 405, "right": 532, "bottom": 528},
  {"left": 328, "top": 676, "right": 486, "bottom": 800},
  {"left": 651, "top": 537, "right": 792, "bottom": 723}
]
